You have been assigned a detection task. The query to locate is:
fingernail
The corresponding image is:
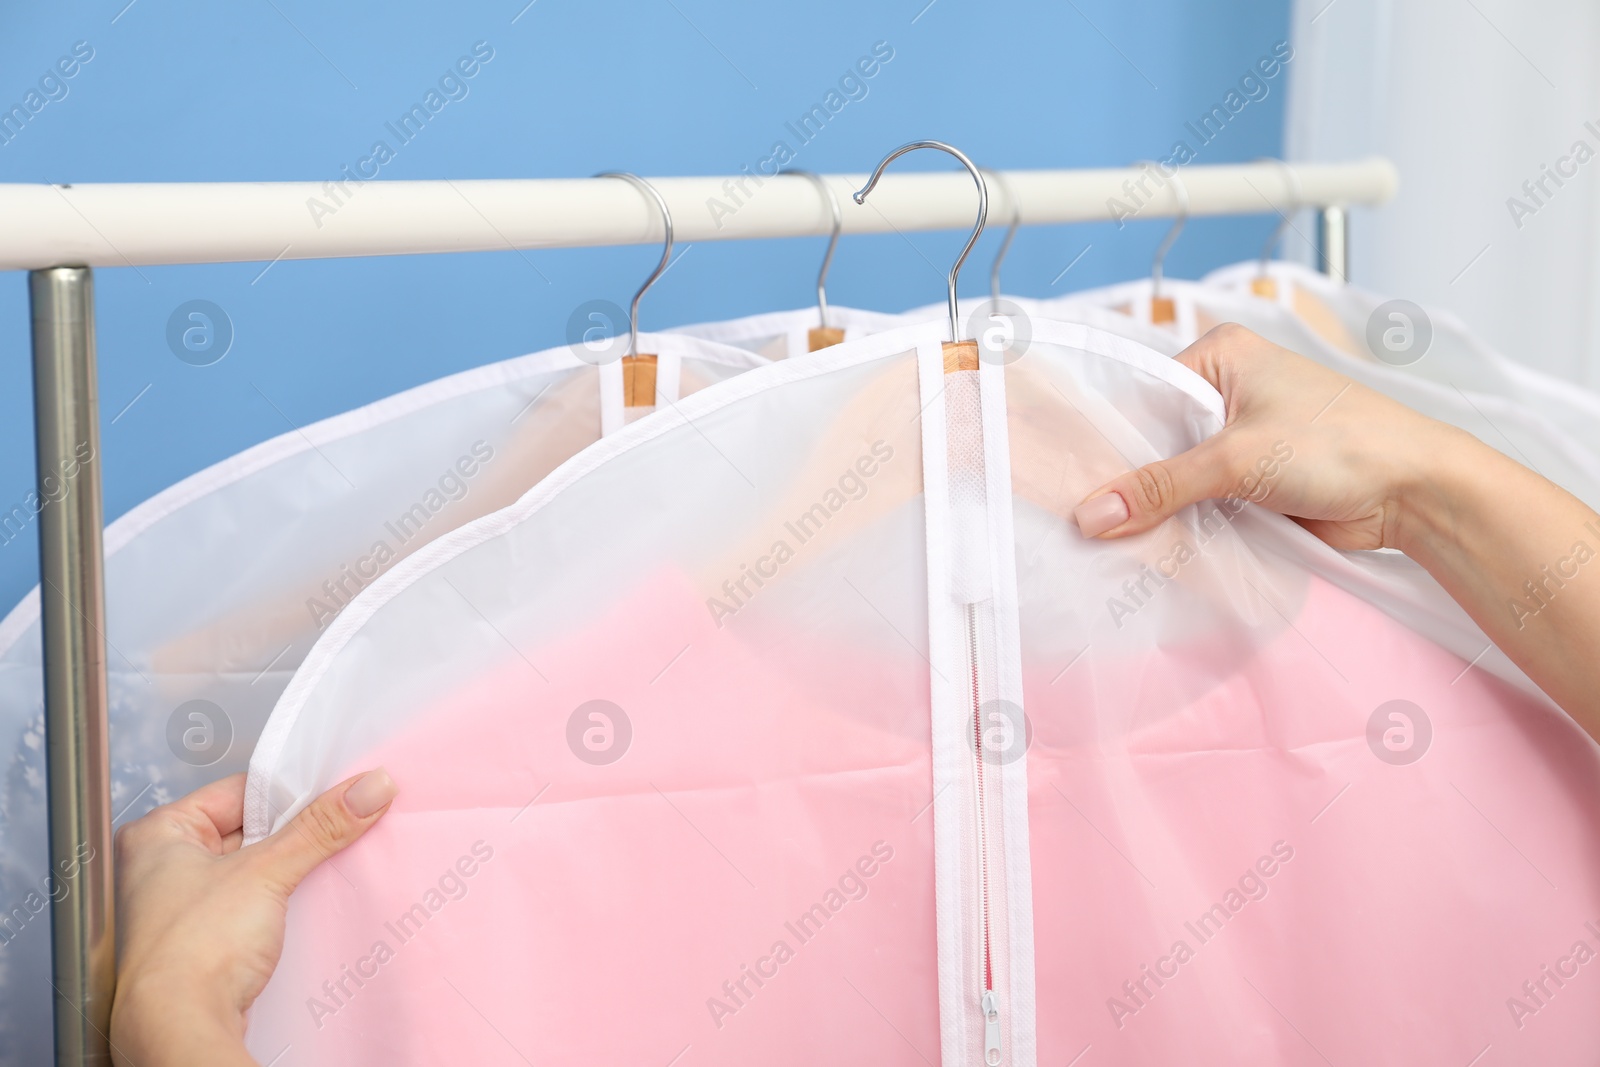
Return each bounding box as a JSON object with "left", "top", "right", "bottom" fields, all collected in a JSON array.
[
  {"left": 345, "top": 768, "right": 396, "bottom": 818},
  {"left": 1074, "top": 492, "right": 1130, "bottom": 538}
]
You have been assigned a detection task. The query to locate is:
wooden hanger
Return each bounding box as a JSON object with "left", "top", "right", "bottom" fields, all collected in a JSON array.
[
  {"left": 685, "top": 153, "right": 1260, "bottom": 604},
  {"left": 785, "top": 170, "right": 850, "bottom": 353},
  {"left": 1145, "top": 161, "right": 1188, "bottom": 326},
  {"left": 853, "top": 140, "right": 989, "bottom": 376},
  {"left": 621, "top": 355, "right": 656, "bottom": 405},
  {"left": 1251, "top": 158, "right": 1300, "bottom": 302},
  {"left": 1246, "top": 163, "right": 1366, "bottom": 358},
  {"left": 596, "top": 171, "right": 673, "bottom": 407},
  {"left": 690, "top": 328, "right": 1188, "bottom": 600},
  {"left": 809, "top": 326, "right": 847, "bottom": 352}
]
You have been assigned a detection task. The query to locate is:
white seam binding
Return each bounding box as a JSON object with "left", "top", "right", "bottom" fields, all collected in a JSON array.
[
  {"left": 597, "top": 357, "right": 626, "bottom": 437},
  {"left": 914, "top": 332, "right": 967, "bottom": 1065},
  {"left": 980, "top": 350, "right": 1038, "bottom": 1067}
]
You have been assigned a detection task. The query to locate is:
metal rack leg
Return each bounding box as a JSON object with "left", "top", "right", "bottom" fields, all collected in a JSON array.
[
  {"left": 31, "top": 267, "right": 115, "bottom": 1067},
  {"left": 1317, "top": 205, "right": 1349, "bottom": 282}
]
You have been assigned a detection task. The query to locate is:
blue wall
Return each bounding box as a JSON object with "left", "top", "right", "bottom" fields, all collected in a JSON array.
[{"left": 0, "top": 0, "right": 1291, "bottom": 610}]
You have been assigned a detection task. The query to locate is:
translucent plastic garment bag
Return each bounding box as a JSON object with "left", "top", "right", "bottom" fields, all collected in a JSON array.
[
  {"left": 242, "top": 315, "right": 1600, "bottom": 1065},
  {"left": 243, "top": 321, "right": 957, "bottom": 1064},
  {"left": 1202, "top": 257, "right": 1600, "bottom": 464},
  {"left": 0, "top": 332, "right": 765, "bottom": 1063},
  {"left": 1065, "top": 275, "right": 1600, "bottom": 513}
]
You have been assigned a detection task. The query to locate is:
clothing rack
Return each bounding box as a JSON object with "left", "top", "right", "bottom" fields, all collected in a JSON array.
[
  {"left": 2, "top": 159, "right": 1392, "bottom": 269},
  {"left": 4, "top": 156, "right": 1395, "bottom": 1066}
]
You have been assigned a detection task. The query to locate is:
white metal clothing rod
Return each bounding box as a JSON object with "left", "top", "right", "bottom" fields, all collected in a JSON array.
[{"left": 0, "top": 159, "right": 1396, "bottom": 271}]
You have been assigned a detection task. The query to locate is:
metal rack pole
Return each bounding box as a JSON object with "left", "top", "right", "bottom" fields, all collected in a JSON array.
[
  {"left": 1317, "top": 205, "right": 1349, "bottom": 281},
  {"left": 31, "top": 266, "right": 115, "bottom": 1067}
]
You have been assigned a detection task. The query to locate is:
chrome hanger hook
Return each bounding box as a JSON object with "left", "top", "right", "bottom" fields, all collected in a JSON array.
[
  {"left": 986, "top": 168, "right": 1021, "bottom": 308},
  {"left": 785, "top": 170, "right": 841, "bottom": 329},
  {"left": 596, "top": 171, "right": 674, "bottom": 358},
  {"left": 1256, "top": 157, "right": 1303, "bottom": 276},
  {"left": 853, "top": 140, "right": 988, "bottom": 342},
  {"left": 1141, "top": 161, "right": 1189, "bottom": 299}
]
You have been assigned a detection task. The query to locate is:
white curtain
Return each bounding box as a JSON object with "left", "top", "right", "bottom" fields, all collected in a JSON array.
[{"left": 1286, "top": 0, "right": 1600, "bottom": 386}]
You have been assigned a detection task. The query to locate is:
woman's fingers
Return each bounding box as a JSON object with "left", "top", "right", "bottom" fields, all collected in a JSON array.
[
  {"left": 1070, "top": 324, "right": 1259, "bottom": 539},
  {"left": 250, "top": 768, "right": 396, "bottom": 894},
  {"left": 1173, "top": 324, "right": 1231, "bottom": 390},
  {"left": 119, "top": 772, "right": 249, "bottom": 854},
  {"left": 179, "top": 772, "right": 249, "bottom": 840},
  {"left": 1075, "top": 433, "right": 1243, "bottom": 538}
]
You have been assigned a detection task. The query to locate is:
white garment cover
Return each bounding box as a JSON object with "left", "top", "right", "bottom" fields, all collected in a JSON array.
[
  {"left": 0, "top": 333, "right": 764, "bottom": 1064},
  {"left": 1201, "top": 258, "right": 1600, "bottom": 468},
  {"left": 1068, "top": 274, "right": 1600, "bottom": 512},
  {"left": 243, "top": 319, "right": 1600, "bottom": 1065}
]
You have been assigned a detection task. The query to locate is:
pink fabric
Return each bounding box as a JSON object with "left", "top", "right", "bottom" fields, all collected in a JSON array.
[
  {"left": 250, "top": 570, "right": 941, "bottom": 1064},
  {"left": 1028, "top": 573, "right": 1600, "bottom": 1064},
  {"left": 253, "top": 567, "right": 1600, "bottom": 1065},
  {"left": 243, "top": 327, "right": 1600, "bottom": 1064}
]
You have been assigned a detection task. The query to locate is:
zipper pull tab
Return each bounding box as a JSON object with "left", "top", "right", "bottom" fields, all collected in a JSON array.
[{"left": 982, "top": 990, "right": 1001, "bottom": 1066}]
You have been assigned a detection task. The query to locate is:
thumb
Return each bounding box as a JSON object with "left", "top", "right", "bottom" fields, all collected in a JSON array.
[
  {"left": 1073, "top": 435, "right": 1243, "bottom": 538},
  {"left": 254, "top": 768, "right": 396, "bottom": 893}
]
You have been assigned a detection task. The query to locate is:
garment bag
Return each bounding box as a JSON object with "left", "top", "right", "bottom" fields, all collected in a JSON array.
[
  {"left": 0, "top": 333, "right": 764, "bottom": 1063},
  {"left": 242, "top": 318, "right": 1600, "bottom": 1065},
  {"left": 1066, "top": 276, "right": 1600, "bottom": 511},
  {"left": 1203, "top": 258, "right": 1600, "bottom": 463}
]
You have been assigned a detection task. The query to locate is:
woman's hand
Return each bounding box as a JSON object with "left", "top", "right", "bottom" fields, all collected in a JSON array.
[
  {"left": 1071, "top": 322, "right": 1466, "bottom": 551},
  {"left": 110, "top": 769, "right": 396, "bottom": 1067},
  {"left": 1073, "top": 322, "right": 1600, "bottom": 737}
]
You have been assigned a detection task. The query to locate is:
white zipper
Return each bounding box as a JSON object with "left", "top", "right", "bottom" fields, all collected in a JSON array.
[
  {"left": 926, "top": 349, "right": 1032, "bottom": 1067},
  {"left": 983, "top": 990, "right": 1002, "bottom": 1066},
  {"left": 967, "top": 601, "right": 1002, "bottom": 1066}
]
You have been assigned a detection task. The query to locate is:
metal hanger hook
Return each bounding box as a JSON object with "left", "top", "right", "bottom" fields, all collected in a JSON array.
[
  {"left": 853, "top": 140, "right": 988, "bottom": 342},
  {"left": 1256, "top": 157, "right": 1303, "bottom": 276},
  {"left": 1140, "top": 160, "right": 1189, "bottom": 298},
  {"left": 596, "top": 171, "right": 674, "bottom": 358},
  {"left": 986, "top": 168, "right": 1020, "bottom": 308},
  {"left": 784, "top": 170, "right": 841, "bottom": 329}
]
